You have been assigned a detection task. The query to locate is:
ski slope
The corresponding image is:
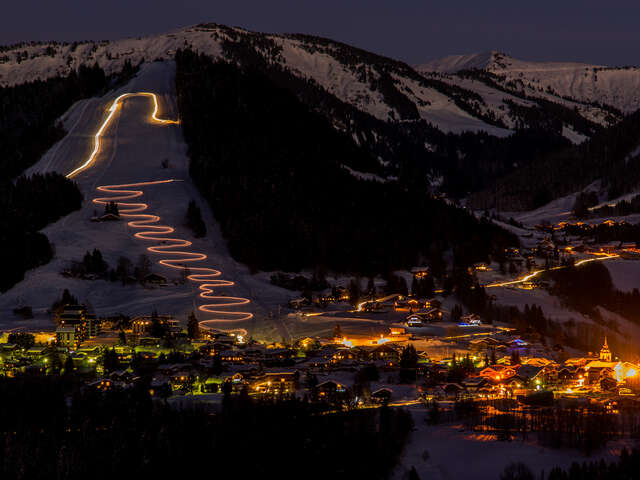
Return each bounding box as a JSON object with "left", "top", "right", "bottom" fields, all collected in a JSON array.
[{"left": 0, "top": 62, "right": 292, "bottom": 339}]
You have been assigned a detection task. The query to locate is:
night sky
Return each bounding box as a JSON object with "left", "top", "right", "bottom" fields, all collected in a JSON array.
[{"left": 3, "top": 0, "right": 640, "bottom": 66}]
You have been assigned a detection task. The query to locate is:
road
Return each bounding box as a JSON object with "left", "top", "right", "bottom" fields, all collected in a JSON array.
[{"left": 484, "top": 253, "right": 619, "bottom": 288}]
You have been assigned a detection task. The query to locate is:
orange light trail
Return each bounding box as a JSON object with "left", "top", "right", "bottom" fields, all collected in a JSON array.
[
  {"left": 66, "top": 92, "right": 178, "bottom": 179},
  {"left": 485, "top": 254, "right": 619, "bottom": 288},
  {"left": 67, "top": 92, "right": 252, "bottom": 333}
]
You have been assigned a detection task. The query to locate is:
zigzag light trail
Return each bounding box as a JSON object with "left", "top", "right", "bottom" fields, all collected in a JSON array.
[{"left": 66, "top": 92, "right": 253, "bottom": 333}]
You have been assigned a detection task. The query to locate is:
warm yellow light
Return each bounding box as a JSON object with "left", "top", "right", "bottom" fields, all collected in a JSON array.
[{"left": 66, "top": 92, "right": 179, "bottom": 179}]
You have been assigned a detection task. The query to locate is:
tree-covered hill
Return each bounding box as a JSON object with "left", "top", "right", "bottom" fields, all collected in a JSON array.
[{"left": 176, "top": 49, "right": 517, "bottom": 275}]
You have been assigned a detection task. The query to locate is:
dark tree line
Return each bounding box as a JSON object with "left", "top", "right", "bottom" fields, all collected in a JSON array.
[
  {"left": 0, "top": 173, "right": 82, "bottom": 291},
  {"left": 209, "top": 23, "right": 587, "bottom": 201},
  {"left": 0, "top": 376, "right": 413, "bottom": 480},
  {"left": 175, "top": 49, "right": 517, "bottom": 276},
  {"left": 0, "top": 61, "right": 139, "bottom": 293},
  {"left": 185, "top": 199, "right": 206, "bottom": 237},
  {"left": 469, "top": 108, "right": 640, "bottom": 210},
  {"left": 546, "top": 262, "right": 640, "bottom": 327}
]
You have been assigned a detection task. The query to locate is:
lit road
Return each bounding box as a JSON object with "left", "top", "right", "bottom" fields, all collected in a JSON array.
[
  {"left": 67, "top": 92, "right": 253, "bottom": 333},
  {"left": 484, "top": 253, "right": 619, "bottom": 288}
]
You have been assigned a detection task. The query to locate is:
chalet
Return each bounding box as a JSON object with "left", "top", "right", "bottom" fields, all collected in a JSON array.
[
  {"left": 395, "top": 298, "right": 423, "bottom": 312},
  {"left": 406, "top": 308, "right": 442, "bottom": 326},
  {"left": 584, "top": 364, "right": 614, "bottom": 385},
  {"left": 87, "top": 378, "right": 114, "bottom": 392},
  {"left": 371, "top": 344, "right": 399, "bottom": 363},
  {"left": 514, "top": 365, "right": 544, "bottom": 383},
  {"left": 473, "top": 262, "right": 490, "bottom": 272},
  {"left": 316, "top": 380, "right": 346, "bottom": 399},
  {"left": 25, "top": 346, "right": 47, "bottom": 359},
  {"left": 288, "top": 298, "right": 309, "bottom": 310},
  {"left": 371, "top": 388, "right": 393, "bottom": 403},
  {"left": 350, "top": 346, "right": 375, "bottom": 362},
  {"left": 599, "top": 242, "right": 619, "bottom": 254},
  {"left": 557, "top": 366, "right": 579, "bottom": 383},
  {"left": 264, "top": 348, "right": 294, "bottom": 363},
  {"left": 109, "top": 370, "right": 137, "bottom": 383},
  {"left": 462, "top": 376, "right": 489, "bottom": 393},
  {"left": 143, "top": 273, "right": 168, "bottom": 285},
  {"left": 332, "top": 347, "right": 356, "bottom": 362},
  {"left": 503, "top": 376, "right": 525, "bottom": 389},
  {"left": 600, "top": 376, "right": 618, "bottom": 391},
  {"left": 131, "top": 314, "right": 177, "bottom": 335},
  {"left": 480, "top": 365, "right": 517, "bottom": 381},
  {"left": 219, "top": 349, "right": 246, "bottom": 363},
  {"left": 437, "top": 383, "right": 465, "bottom": 400},
  {"left": 252, "top": 372, "right": 297, "bottom": 395},
  {"left": 505, "top": 247, "right": 520, "bottom": 258},
  {"left": 410, "top": 266, "right": 429, "bottom": 278},
  {"left": 469, "top": 337, "right": 501, "bottom": 352},
  {"left": 522, "top": 357, "right": 553, "bottom": 367}
]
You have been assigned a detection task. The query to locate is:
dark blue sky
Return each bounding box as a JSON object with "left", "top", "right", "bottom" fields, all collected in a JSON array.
[{"left": 4, "top": 1, "right": 639, "bottom": 66}]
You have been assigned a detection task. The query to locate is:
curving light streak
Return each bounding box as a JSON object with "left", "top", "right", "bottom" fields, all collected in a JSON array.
[
  {"left": 93, "top": 182, "right": 254, "bottom": 331},
  {"left": 485, "top": 254, "right": 619, "bottom": 288},
  {"left": 66, "top": 92, "right": 252, "bottom": 333},
  {"left": 66, "top": 92, "right": 178, "bottom": 179}
]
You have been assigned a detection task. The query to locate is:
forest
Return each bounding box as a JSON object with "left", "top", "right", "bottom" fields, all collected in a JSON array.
[
  {"left": 0, "top": 61, "right": 138, "bottom": 293},
  {"left": 175, "top": 49, "right": 518, "bottom": 276},
  {"left": 469, "top": 108, "right": 640, "bottom": 211},
  {"left": 0, "top": 376, "right": 413, "bottom": 480},
  {"left": 545, "top": 262, "right": 640, "bottom": 327},
  {"left": 0, "top": 173, "right": 82, "bottom": 291}
]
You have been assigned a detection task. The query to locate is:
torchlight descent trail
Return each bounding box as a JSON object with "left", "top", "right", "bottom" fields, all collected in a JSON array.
[{"left": 66, "top": 92, "right": 253, "bottom": 332}]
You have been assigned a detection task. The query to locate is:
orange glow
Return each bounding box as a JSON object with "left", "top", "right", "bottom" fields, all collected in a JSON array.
[
  {"left": 93, "top": 181, "right": 253, "bottom": 332},
  {"left": 66, "top": 92, "right": 178, "bottom": 179},
  {"left": 486, "top": 253, "right": 619, "bottom": 288}
]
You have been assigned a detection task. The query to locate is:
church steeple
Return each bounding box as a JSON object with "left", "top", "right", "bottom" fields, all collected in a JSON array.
[{"left": 599, "top": 336, "right": 612, "bottom": 362}]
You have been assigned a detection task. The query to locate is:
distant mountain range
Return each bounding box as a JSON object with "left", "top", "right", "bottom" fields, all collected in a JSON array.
[{"left": 3, "top": 24, "right": 640, "bottom": 210}]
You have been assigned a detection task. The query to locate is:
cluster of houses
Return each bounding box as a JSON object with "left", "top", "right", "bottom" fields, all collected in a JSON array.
[
  {"left": 427, "top": 337, "right": 639, "bottom": 401},
  {"left": 4, "top": 297, "right": 640, "bottom": 409}
]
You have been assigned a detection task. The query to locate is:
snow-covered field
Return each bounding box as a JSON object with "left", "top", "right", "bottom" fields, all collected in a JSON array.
[
  {"left": 394, "top": 407, "right": 634, "bottom": 480},
  {"left": 605, "top": 259, "right": 640, "bottom": 293},
  {"left": 0, "top": 61, "right": 293, "bottom": 340}
]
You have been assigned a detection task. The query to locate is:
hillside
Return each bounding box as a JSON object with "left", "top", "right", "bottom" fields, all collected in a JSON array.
[
  {"left": 4, "top": 25, "right": 640, "bottom": 210},
  {"left": 418, "top": 51, "right": 640, "bottom": 115}
]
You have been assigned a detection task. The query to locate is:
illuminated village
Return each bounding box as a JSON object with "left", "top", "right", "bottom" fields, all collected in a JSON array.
[
  {"left": 4, "top": 13, "right": 640, "bottom": 478},
  {"left": 3, "top": 264, "right": 639, "bottom": 412}
]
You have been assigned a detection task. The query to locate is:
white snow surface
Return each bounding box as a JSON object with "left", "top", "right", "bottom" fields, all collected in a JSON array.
[
  {"left": 0, "top": 25, "right": 515, "bottom": 136},
  {"left": 394, "top": 407, "right": 635, "bottom": 480},
  {"left": 418, "top": 51, "right": 640, "bottom": 115}
]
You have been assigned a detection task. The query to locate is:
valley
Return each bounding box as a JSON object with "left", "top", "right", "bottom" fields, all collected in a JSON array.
[{"left": 2, "top": 20, "right": 640, "bottom": 480}]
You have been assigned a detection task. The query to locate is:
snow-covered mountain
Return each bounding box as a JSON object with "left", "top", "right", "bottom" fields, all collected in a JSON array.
[
  {"left": 0, "top": 25, "right": 500, "bottom": 135},
  {"left": 5, "top": 25, "right": 638, "bottom": 141},
  {"left": 3, "top": 25, "right": 640, "bottom": 206},
  {"left": 418, "top": 51, "right": 640, "bottom": 116}
]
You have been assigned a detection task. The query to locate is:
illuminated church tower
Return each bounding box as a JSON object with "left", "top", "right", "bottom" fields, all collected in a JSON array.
[{"left": 599, "top": 336, "right": 612, "bottom": 362}]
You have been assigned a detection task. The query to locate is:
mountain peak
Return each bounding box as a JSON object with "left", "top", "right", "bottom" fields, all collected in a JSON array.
[{"left": 415, "top": 51, "right": 501, "bottom": 73}]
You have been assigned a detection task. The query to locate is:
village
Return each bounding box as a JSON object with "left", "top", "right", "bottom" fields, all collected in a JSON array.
[{"left": 2, "top": 288, "right": 639, "bottom": 413}]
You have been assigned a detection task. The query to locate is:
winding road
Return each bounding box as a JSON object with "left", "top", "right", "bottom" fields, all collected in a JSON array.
[
  {"left": 66, "top": 92, "right": 253, "bottom": 333},
  {"left": 484, "top": 253, "right": 619, "bottom": 288}
]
